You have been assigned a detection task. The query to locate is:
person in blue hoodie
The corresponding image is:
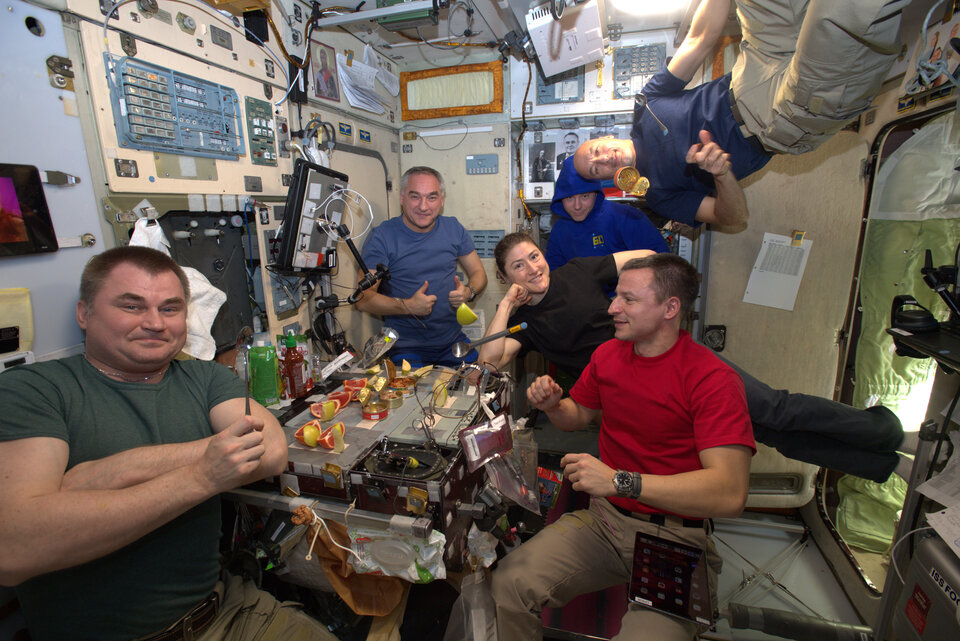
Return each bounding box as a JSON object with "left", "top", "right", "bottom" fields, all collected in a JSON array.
[{"left": 546, "top": 156, "right": 669, "bottom": 277}]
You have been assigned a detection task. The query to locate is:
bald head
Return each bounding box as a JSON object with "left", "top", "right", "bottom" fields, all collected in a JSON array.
[{"left": 573, "top": 136, "right": 637, "bottom": 181}]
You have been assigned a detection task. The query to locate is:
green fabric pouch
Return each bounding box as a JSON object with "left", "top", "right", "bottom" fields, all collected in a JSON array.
[{"left": 836, "top": 474, "right": 907, "bottom": 553}]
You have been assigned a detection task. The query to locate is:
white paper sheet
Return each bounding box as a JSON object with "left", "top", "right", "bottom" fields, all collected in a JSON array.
[
  {"left": 926, "top": 505, "right": 960, "bottom": 562},
  {"left": 336, "top": 53, "right": 389, "bottom": 114},
  {"left": 917, "top": 432, "right": 960, "bottom": 507},
  {"left": 742, "top": 233, "right": 812, "bottom": 311}
]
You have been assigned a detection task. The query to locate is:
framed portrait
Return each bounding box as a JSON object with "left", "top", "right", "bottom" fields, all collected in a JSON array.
[{"left": 311, "top": 42, "right": 340, "bottom": 102}]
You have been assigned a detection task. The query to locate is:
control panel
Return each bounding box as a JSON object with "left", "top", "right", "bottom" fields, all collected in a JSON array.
[
  {"left": 106, "top": 55, "right": 245, "bottom": 160},
  {"left": 245, "top": 96, "right": 278, "bottom": 166},
  {"left": 613, "top": 43, "right": 667, "bottom": 99}
]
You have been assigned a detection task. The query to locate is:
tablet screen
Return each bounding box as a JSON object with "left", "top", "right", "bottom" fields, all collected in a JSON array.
[
  {"left": 628, "top": 530, "right": 713, "bottom": 627},
  {"left": 0, "top": 164, "right": 57, "bottom": 257}
]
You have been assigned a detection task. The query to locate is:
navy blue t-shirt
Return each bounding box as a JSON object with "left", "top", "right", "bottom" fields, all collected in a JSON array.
[{"left": 633, "top": 68, "right": 771, "bottom": 226}]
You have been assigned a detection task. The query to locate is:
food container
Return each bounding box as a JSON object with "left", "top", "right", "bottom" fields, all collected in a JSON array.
[
  {"left": 362, "top": 401, "right": 389, "bottom": 421},
  {"left": 389, "top": 376, "right": 417, "bottom": 397},
  {"left": 380, "top": 389, "right": 403, "bottom": 409}
]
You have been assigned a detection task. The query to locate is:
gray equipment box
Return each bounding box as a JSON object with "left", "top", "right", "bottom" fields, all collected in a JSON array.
[{"left": 892, "top": 534, "right": 960, "bottom": 640}]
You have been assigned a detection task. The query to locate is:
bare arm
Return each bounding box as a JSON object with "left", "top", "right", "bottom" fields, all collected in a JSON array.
[
  {"left": 353, "top": 269, "right": 436, "bottom": 317},
  {"left": 0, "top": 414, "right": 270, "bottom": 586},
  {"left": 477, "top": 283, "right": 528, "bottom": 369},
  {"left": 448, "top": 251, "right": 488, "bottom": 307},
  {"left": 62, "top": 397, "right": 285, "bottom": 491},
  {"left": 612, "top": 249, "right": 657, "bottom": 272},
  {"left": 527, "top": 375, "right": 600, "bottom": 432},
  {"left": 560, "top": 445, "right": 751, "bottom": 518},
  {"left": 688, "top": 130, "right": 749, "bottom": 226},
  {"left": 667, "top": 0, "right": 731, "bottom": 82}
]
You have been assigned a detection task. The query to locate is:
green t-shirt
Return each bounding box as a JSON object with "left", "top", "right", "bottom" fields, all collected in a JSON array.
[{"left": 0, "top": 355, "right": 244, "bottom": 641}]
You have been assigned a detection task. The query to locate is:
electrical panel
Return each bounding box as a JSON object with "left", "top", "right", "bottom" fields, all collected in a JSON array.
[
  {"left": 536, "top": 67, "right": 585, "bottom": 105},
  {"left": 510, "top": 31, "right": 676, "bottom": 118},
  {"left": 106, "top": 55, "right": 245, "bottom": 160},
  {"left": 244, "top": 96, "right": 278, "bottom": 166},
  {"left": 465, "top": 154, "right": 498, "bottom": 175},
  {"left": 613, "top": 43, "right": 667, "bottom": 99}
]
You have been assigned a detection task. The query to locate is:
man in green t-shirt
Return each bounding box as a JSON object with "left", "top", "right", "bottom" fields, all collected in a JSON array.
[{"left": 0, "top": 247, "right": 336, "bottom": 641}]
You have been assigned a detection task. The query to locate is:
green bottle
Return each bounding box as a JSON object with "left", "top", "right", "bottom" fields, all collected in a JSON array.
[{"left": 249, "top": 341, "right": 281, "bottom": 406}]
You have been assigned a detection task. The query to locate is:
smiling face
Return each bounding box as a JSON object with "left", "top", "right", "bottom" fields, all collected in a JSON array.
[
  {"left": 399, "top": 171, "right": 444, "bottom": 233},
  {"left": 563, "top": 133, "right": 579, "bottom": 153},
  {"left": 607, "top": 267, "right": 675, "bottom": 345},
  {"left": 501, "top": 241, "right": 551, "bottom": 302},
  {"left": 573, "top": 136, "right": 637, "bottom": 180},
  {"left": 561, "top": 192, "right": 597, "bottom": 222},
  {"left": 77, "top": 262, "right": 187, "bottom": 375}
]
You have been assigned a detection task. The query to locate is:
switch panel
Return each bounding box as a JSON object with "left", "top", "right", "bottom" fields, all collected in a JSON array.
[
  {"left": 106, "top": 55, "right": 245, "bottom": 160},
  {"left": 465, "top": 154, "right": 499, "bottom": 175}
]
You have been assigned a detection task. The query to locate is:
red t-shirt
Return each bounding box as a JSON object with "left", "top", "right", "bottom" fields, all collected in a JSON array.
[{"left": 570, "top": 331, "right": 755, "bottom": 517}]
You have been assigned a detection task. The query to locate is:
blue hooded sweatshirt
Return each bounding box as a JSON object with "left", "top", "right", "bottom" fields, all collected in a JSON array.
[{"left": 546, "top": 157, "right": 669, "bottom": 272}]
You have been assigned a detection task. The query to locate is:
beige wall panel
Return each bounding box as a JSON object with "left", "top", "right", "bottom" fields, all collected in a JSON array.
[
  {"left": 706, "top": 132, "right": 867, "bottom": 398},
  {"left": 78, "top": 20, "right": 290, "bottom": 195},
  {"left": 327, "top": 145, "right": 398, "bottom": 353}
]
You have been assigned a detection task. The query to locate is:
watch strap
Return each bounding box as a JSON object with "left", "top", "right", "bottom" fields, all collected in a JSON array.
[{"left": 630, "top": 472, "right": 642, "bottom": 499}]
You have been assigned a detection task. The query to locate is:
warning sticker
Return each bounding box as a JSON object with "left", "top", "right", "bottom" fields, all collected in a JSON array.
[{"left": 905, "top": 583, "right": 931, "bottom": 635}]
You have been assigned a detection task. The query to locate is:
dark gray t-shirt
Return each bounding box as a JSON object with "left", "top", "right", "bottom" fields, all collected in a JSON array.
[{"left": 0, "top": 355, "right": 243, "bottom": 641}]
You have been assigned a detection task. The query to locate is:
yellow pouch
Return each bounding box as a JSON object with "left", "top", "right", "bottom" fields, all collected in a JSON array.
[{"left": 0, "top": 288, "right": 33, "bottom": 353}]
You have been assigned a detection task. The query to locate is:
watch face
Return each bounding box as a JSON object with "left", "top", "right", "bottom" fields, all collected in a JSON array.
[{"left": 614, "top": 472, "right": 631, "bottom": 495}]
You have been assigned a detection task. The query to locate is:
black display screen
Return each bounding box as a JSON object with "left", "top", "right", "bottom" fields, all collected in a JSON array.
[
  {"left": 629, "top": 530, "right": 714, "bottom": 627},
  {"left": 0, "top": 164, "right": 58, "bottom": 257}
]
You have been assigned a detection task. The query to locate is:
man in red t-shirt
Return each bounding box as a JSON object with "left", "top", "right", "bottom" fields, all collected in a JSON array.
[{"left": 491, "top": 253, "right": 755, "bottom": 641}]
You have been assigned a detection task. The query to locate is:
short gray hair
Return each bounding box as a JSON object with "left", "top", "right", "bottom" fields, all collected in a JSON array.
[{"left": 399, "top": 166, "right": 445, "bottom": 198}]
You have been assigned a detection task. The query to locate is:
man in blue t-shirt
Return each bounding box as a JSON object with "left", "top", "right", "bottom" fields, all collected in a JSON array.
[
  {"left": 574, "top": 0, "right": 905, "bottom": 227},
  {"left": 546, "top": 157, "right": 669, "bottom": 279},
  {"left": 355, "top": 166, "right": 487, "bottom": 367}
]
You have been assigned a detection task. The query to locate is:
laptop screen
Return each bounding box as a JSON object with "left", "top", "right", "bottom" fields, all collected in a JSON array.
[{"left": 628, "top": 530, "right": 714, "bottom": 627}]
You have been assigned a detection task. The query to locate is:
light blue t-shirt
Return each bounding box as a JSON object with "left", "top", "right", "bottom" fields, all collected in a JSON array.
[{"left": 360, "top": 215, "right": 475, "bottom": 360}]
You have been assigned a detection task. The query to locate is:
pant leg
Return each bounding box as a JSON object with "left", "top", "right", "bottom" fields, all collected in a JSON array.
[
  {"left": 733, "top": 0, "right": 907, "bottom": 153},
  {"left": 491, "top": 501, "right": 630, "bottom": 641},
  {"left": 200, "top": 574, "right": 338, "bottom": 641},
  {"left": 609, "top": 517, "right": 723, "bottom": 641},
  {"left": 720, "top": 356, "right": 904, "bottom": 481}
]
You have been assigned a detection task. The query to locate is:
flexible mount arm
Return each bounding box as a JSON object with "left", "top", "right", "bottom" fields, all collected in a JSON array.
[{"left": 336, "top": 224, "right": 390, "bottom": 303}]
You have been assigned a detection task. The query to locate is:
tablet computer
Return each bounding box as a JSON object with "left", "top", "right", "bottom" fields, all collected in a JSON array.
[
  {"left": 628, "top": 530, "right": 714, "bottom": 628},
  {"left": 0, "top": 163, "right": 58, "bottom": 257}
]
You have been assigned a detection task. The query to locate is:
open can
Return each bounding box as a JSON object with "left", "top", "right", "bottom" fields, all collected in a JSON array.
[{"left": 362, "top": 401, "right": 389, "bottom": 421}]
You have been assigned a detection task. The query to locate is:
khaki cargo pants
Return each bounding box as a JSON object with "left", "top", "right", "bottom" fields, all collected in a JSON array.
[
  {"left": 199, "top": 574, "right": 338, "bottom": 641},
  {"left": 731, "top": 0, "right": 908, "bottom": 154}
]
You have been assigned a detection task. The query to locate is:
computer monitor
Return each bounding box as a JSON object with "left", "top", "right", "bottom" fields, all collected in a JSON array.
[
  {"left": 275, "top": 158, "right": 349, "bottom": 271},
  {"left": 0, "top": 163, "right": 58, "bottom": 257}
]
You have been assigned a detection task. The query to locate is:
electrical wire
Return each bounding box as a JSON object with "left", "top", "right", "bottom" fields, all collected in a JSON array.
[
  {"left": 102, "top": 0, "right": 290, "bottom": 89},
  {"left": 302, "top": 507, "right": 364, "bottom": 563},
  {"left": 890, "top": 526, "right": 935, "bottom": 584},
  {"left": 904, "top": 0, "right": 960, "bottom": 105}
]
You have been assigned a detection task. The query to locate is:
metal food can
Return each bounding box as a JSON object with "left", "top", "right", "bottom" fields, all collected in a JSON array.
[{"left": 362, "top": 401, "right": 389, "bottom": 421}]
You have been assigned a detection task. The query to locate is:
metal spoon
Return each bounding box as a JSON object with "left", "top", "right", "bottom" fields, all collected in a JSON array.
[
  {"left": 452, "top": 322, "right": 527, "bottom": 358},
  {"left": 236, "top": 326, "right": 254, "bottom": 415}
]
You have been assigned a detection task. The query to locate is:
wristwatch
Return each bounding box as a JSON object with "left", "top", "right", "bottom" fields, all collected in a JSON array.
[
  {"left": 465, "top": 284, "right": 477, "bottom": 302},
  {"left": 612, "top": 470, "right": 634, "bottom": 498}
]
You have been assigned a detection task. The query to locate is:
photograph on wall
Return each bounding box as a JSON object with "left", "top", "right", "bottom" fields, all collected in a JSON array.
[
  {"left": 311, "top": 42, "right": 341, "bottom": 102},
  {"left": 529, "top": 142, "right": 556, "bottom": 184},
  {"left": 555, "top": 131, "right": 580, "bottom": 169}
]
